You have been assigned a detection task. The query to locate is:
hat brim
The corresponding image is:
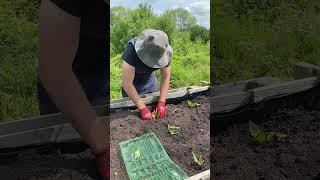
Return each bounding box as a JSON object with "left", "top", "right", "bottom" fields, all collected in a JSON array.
[{"left": 135, "top": 38, "right": 173, "bottom": 69}]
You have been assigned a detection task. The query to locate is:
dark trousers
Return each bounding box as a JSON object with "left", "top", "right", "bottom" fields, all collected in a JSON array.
[{"left": 37, "top": 74, "right": 109, "bottom": 115}]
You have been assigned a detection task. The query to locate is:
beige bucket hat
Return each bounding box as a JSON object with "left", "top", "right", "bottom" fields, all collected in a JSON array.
[{"left": 135, "top": 29, "right": 173, "bottom": 68}]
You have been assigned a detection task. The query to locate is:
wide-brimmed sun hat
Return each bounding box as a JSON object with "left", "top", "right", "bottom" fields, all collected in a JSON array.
[{"left": 135, "top": 29, "right": 173, "bottom": 68}]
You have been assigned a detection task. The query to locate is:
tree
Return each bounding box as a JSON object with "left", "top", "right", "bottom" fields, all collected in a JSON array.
[
  {"left": 165, "top": 8, "right": 197, "bottom": 31},
  {"left": 189, "top": 25, "right": 209, "bottom": 43},
  {"left": 111, "top": 6, "right": 127, "bottom": 26}
]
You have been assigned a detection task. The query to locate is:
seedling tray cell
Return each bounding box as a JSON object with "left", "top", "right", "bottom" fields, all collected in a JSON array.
[{"left": 119, "top": 132, "right": 188, "bottom": 180}]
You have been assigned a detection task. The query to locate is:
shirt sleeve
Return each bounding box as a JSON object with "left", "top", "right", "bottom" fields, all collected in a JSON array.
[
  {"left": 49, "top": 0, "right": 82, "bottom": 17},
  {"left": 121, "top": 42, "right": 136, "bottom": 67}
]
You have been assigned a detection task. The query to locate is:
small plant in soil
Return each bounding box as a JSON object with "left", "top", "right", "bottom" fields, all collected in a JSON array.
[
  {"left": 249, "top": 121, "right": 288, "bottom": 144},
  {"left": 192, "top": 152, "right": 205, "bottom": 167},
  {"left": 152, "top": 110, "right": 158, "bottom": 119},
  {"left": 134, "top": 147, "right": 141, "bottom": 160},
  {"left": 167, "top": 124, "right": 181, "bottom": 135},
  {"left": 187, "top": 100, "right": 200, "bottom": 108}
]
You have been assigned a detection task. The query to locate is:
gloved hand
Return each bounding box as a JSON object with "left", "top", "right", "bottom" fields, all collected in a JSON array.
[
  {"left": 156, "top": 101, "right": 167, "bottom": 118},
  {"left": 95, "top": 149, "right": 110, "bottom": 180},
  {"left": 140, "top": 107, "right": 155, "bottom": 120}
]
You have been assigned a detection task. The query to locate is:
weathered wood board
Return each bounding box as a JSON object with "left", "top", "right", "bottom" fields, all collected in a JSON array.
[
  {"left": 211, "top": 77, "right": 284, "bottom": 113},
  {"left": 186, "top": 169, "right": 210, "bottom": 180},
  {"left": 294, "top": 62, "right": 320, "bottom": 79},
  {"left": 211, "top": 92, "right": 250, "bottom": 114},
  {"left": 110, "top": 86, "right": 209, "bottom": 109},
  {"left": 212, "top": 77, "right": 284, "bottom": 96},
  {"left": 211, "top": 75, "right": 319, "bottom": 113},
  {"left": 252, "top": 76, "right": 319, "bottom": 103}
]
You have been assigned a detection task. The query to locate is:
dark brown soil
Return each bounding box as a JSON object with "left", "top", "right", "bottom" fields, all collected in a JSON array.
[
  {"left": 0, "top": 147, "right": 100, "bottom": 180},
  {"left": 211, "top": 107, "right": 320, "bottom": 180},
  {"left": 110, "top": 96, "right": 210, "bottom": 180}
]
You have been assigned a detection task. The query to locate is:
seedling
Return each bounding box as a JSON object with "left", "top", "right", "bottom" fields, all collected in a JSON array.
[
  {"left": 167, "top": 124, "right": 181, "bottom": 135},
  {"left": 187, "top": 100, "right": 200, "bottom": 108},
  {"left": 192, "top": 152, "right": 204, "bottom": 166},
  {"left": 152, "top": 110, "right": 158, "bottom": 119},
  {"left": 134, "top": 147, "right": 141, "bottom": 160},
  {"left": 249, "top": 121, "right": 288, "bottom": 144}
]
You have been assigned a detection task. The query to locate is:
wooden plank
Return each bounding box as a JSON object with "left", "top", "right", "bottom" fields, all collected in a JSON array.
[
  {"left": 110, "top": 86, "right": 209, "bottom": 109},
  {"left": 211, "top": 92, "right": 251, "bottom": 113},
  {"left": 212, "top": 77, "right": 283, "bottom": 96},
  {"left": 252, "top": 77, "right": 318, "bottom": 103},
  {"left": 0, "top": 116, "right": 109, "bottom": 148},
  {"left": 186, "top": 170, "right": 210, "bottom": 180},
  {"left": 294, "top": 62, "right": 320, "bottom": 79},
  {"left": 0, "top": 105, "right": 108, "bottom": 137},
  {"left": 55, "top": 116, "right": 109, "bottom": 143}
]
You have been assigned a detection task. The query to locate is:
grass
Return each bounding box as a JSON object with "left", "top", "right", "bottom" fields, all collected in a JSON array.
[
  {"left": 0, "top": 0, "right": 39, "bottom": 122},
  {"left": 212, "top": 1, "right": 320, "bottom": 85}
]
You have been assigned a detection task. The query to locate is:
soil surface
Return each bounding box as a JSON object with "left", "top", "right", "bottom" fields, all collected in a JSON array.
[
  {"left": 110, "top": 96, "right": 210, "bottom": 180},
  {"left": 211, "top": 107, "right": 320, "bottom": 180},
  {"left": 0, "top": 147, "right": 99, "bottom": 180}
]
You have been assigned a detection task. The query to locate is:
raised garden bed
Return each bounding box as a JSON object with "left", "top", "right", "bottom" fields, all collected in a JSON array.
[
  {"left": 211, "top": 84, "right": 320, "bottom": 179},
  {"left": 110, "top": 94, "right": 210, "bottom": 180}
]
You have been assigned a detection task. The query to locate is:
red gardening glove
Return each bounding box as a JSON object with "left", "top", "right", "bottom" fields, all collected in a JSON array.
[
  {"left": 156, "top": 101, "right": 167, "bottom": 118},
  {"left": 95, "top": 149, "right": 110, "bottom": 180},
  {"left": 140, "top": 107, "right": 155, "bottom": 120}
]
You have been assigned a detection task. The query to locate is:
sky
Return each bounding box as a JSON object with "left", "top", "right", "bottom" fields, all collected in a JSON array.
[{"left": 110, "top": 0, "right": 210, "bottom": 28}]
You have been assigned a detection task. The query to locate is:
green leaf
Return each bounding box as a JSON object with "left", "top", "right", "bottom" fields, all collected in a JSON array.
[
  {"left": 134, "top": 147, "right": 141, "bottom": 160},
  {"left": 167, "top": 124, "right": 181, "bottom": 135},
  {"left": 187, "top": 100, "right": 200, "bottom": 108},
  {"left": 187, "top": 100, "right": 195, "bottom": 108},
  {"left": 249, "top": 121, "right": 261, "bottom": 137},
  {"left": 152, "top": 110, "right": 158, "bottom": 119},
  {"left": 255, "top": 133, "right": 267, "bottom": 144},
  {"left": 192, "top": 152, "right": 204, "bottom": 166}
]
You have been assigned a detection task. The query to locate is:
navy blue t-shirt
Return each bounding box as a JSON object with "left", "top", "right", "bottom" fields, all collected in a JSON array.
[{"left": 122, "top": 38, "right": 170, "bottom": 85}]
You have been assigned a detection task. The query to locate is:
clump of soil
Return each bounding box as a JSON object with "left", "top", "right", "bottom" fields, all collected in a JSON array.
[
  {"left": 110, "top": 96, "right": 210, "bottom": 180},
  {"left": 211, "top": 107, "right": 320, "bottom": 180},
  {"left": 0, "top": 147, "right": 99, "bottom": 180}
]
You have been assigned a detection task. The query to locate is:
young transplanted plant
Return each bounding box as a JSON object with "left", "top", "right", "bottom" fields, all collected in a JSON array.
[
  {"left": 249, "top": 120, "right": 288, "bottom": 144},
  {"left": 152, "top": 110, "right": 158, "bottom": 119},
  {"left": 134, "top": 147, "right": 141, "bottom": 160},
  {"left": 192, "top": 152, "right": 204, "bottom": 166},
  {"left": 167, "top": 124, "right": 181, "bottom": 135},
  {"left": 187, "top": 100, "right": 200, "bottom": 108}
]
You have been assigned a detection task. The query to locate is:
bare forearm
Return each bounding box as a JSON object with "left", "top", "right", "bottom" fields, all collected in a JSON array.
[
  {"left": 123, "top": 83, "right": 145, "bottom": 110},
  {"left": 159, "top": 74, "right": 170, "bottom": 103},
  {"left": 39, "top": 69, "right": 108, "bottom": 152}
]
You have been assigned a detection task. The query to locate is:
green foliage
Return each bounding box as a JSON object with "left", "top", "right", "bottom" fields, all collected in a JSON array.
[
  {"left": 212, "top": 0, "right": 320, "bottom": 84},
  {"left": 164, "top": 8, "right": 197, "bottom": 31},
  {"left": 0, "top": 0, "right": 39, "bottom": 121},
  {"left": 192, "top": 152, "right": 204, "bottom": 166},
  {"left": 190, "top": 25, "right": 210, "bottom": 43},
  {"left": 167, "top": 124, "right": 181, "bottom": 135},
  {"left": 187, "top": 100, "right": 200, "bottom": 108},
  {"left": 249, "top": 121, "right": 288, "bottom": 144}
]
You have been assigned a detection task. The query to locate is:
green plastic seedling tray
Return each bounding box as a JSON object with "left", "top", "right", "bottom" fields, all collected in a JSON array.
[{"left": 119, "top": 132, "right": 188, "bottom": 180}]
